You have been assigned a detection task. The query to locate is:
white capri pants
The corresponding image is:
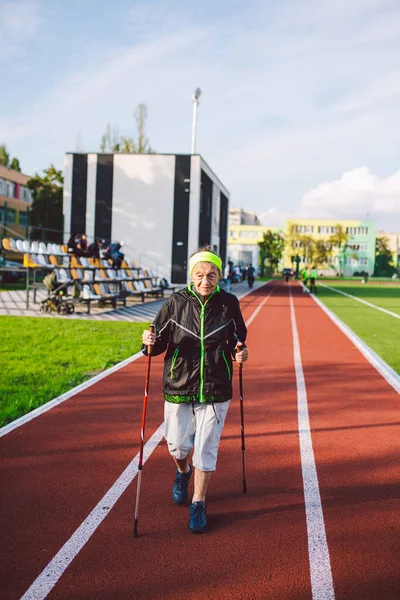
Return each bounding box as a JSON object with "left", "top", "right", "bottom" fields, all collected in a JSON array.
[{"left": 164, "top": 401, "right": 230, "bottom": 472}]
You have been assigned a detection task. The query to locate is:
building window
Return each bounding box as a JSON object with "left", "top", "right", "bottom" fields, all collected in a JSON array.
[
  {"left": 330, "top": 226, "right": 337, "bottom": 234},
  {"left": 293, "top": 225, "right": 314, "bottom": 234},
  {"left": 6, "top": 208, "right": 16, "bottom": 224},
  {"left": 0, "top": 178, "right": 4, "bottom": 195},
  {"left": 19, "top": 212, "right": 28, "bottom": 226},
  {"left": 5, "top": 181, "right": 15, "bottom": 198},
  {"left": 20, "top": 186, "right": 31, "bottom": 201}
]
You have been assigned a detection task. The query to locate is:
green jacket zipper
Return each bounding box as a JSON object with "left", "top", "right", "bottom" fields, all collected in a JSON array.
[
  {"left": 188, "top": 284, "right": 219, "bottom": 402},
  {"left": 170, "top": 348, "right": 179, "bottom": 379},
  {"left": 221, "top": 349, "right": 231, "bottom": 380}
]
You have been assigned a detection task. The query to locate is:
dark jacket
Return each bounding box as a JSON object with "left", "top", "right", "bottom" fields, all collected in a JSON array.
[{"left": 142, "top": 284, "right": 247, "bottom": 403}]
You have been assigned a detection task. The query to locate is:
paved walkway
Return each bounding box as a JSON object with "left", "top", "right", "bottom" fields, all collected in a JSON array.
[{"left": 0, "top": 280, "right": 265, "bottom": 322}]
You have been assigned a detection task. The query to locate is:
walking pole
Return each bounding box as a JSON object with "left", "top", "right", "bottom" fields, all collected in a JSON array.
[
  {"left": 236, "top": 344, "right": 247, "bottom": 494},
  {"left": 133, "top": 324, "right": 155, "bottom": 538}
]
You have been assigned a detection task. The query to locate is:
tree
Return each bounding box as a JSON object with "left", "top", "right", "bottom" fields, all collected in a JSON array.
[
  {"left": 258, "top": 230, "right": 285, "bottom": 276},
  {"left": 135, "top": 103, "right": 154, "bottom": 153},
  {"left": 0, "top": 145, "right": 10, "bottom": 167},
  {"left": 99, "top": 103, "right": 154, "bottom": 154},
  {"left": 10, "top": 157, "right": 21, "bottom": 172},
  {"left": 286, "top": 233, "right": 316, "bottom": 269},
  {"left": 27, "top": 165, "right": 64, "bottom": 242},
  {"left": 0, "top": 144, "right": 21, "bottom": 171},
  {"left": 329, "top": 223, "right": 348, "bottom": 250},
  {"left": 100, "top": 124, "right": 122, "bottom": 152},
  {"left": 314, "top": 239, "right": 333, "bottom": 266},
  {"left": 329, "top": 224, "right": 349, "bottom": 275},
  {"left": 374, "top": 236, "right": 396, "bottom": 277}
]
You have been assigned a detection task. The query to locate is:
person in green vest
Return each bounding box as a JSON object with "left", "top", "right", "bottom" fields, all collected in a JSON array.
[
  {"left": 309, "top": 266, "right": 318, "bottom": 294},
  {"left": 300, "top": 267, "right": 308, "bottom": 288}
]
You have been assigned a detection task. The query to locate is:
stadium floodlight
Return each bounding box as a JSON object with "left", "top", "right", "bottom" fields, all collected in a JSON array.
[
  {"left": 191, "top": 88, "right": 202, "bottom": 154},
  {"left": 192, "top": 88, "right": 202, "bottom": 102}
]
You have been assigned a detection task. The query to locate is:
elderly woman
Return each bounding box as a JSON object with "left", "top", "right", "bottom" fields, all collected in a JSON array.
[{"left": 142, "top": 247, "right": 248, "bottom": 533}]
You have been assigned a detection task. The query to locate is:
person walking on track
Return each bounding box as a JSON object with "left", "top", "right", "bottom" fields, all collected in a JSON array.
[
  {"left": 224, "top": 260, "right": 234, "bottom": 293},
  {"left": 142, "top": 246, "right": 248, "bottom": 533},
  {"left": 309, "top": 266, "right": 318, "bottom": 294},
  {"left": 247, "top": 263, "right": 256, "bottom": 289}
]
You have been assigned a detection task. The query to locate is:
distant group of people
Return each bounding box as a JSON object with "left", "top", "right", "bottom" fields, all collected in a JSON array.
[
  {"left": 300, "top": 266, "right": 318, "bottom": 294},
  {"left": 67, "top": 233, "right": 125, "bottom": 268},
  {"left": 224, "top": 260, "right": 256, "bottom": 291}
]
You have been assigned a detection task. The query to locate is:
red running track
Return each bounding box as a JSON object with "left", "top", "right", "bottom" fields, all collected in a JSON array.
[{"left": 1, "top": 282, "right": 399, "bottom": 599}]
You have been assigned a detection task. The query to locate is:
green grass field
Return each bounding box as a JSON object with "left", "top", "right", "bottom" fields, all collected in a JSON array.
[
  {"left": 1, "top": 317, "right": 149, "bottom": 427},
  {"left": 316, "top": 281, "right": 400, "bottom": 375}
]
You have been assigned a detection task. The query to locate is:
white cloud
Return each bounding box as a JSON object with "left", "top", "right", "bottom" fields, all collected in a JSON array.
[
  {"left": 301, "top": 167, "right": 400, "bottom": 222},
  {"left": 258, "top": 207, "right": 296, "bottom": 227}
]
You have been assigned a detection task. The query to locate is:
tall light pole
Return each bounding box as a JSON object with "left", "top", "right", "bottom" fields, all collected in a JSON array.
[{"left": 191, "top": 88, "right": 201, "bottom": 154}]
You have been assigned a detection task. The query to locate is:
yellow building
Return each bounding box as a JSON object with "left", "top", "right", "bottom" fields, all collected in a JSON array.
[
  {"left": 227, "top": 224, "right": 280, "bottom": 267},
  {"left": 284, "top": 218, "right": 376, "bottom": 275},
  {"left": 0, "top": 165, "right": 32, "bottom": 238}
]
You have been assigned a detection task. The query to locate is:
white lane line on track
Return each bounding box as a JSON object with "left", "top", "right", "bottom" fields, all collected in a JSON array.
[
  {"left": 319, "top": 283, "right": 400, "bottom": 320},
  {"left": 20, "top": 425, "right": 165, "bottom": 600},
  {"left": 301, "top": 283, "right": 400, "bottom": 395},
  {"left": 245, "top": 288, "right": 275, "bottom": 327},
  {"left": 19, "top": 285, "right": 273, "bottom": 600},
  {"left": 289, "top": 285, "right": 335, "bottom": 600}
]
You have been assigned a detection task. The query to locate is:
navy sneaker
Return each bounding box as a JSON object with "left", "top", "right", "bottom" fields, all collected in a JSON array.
[
  {"left": 188, "top": 501, "right": 207, "bottom": 533},
  {"left": 172, "top": 465, "right": 192, "bottom": 504}
]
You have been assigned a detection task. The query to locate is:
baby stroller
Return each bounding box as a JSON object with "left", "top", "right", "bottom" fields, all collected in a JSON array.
[{"left": 40, "top": 271, "right": 75, "bottom": 315}]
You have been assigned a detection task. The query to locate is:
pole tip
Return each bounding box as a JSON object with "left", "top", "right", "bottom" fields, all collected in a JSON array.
[{"left": 133, "top": 520, "right": 139, "bottom": 538}]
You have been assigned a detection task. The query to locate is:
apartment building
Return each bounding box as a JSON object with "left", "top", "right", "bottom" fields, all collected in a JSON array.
[
  {"left": 284, "top": 218, "right": 376, "bottom": 275},
  {"left": 227, "top": 220, "right": 280, "bottom": 267},
  {"left": 228, "top": 207, "right": 261, "bottom": 226},
  {"left": 0, "top": 165, "right": 32, "bottom": 237}
]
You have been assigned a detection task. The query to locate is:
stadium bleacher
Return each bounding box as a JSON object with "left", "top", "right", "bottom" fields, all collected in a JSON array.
[{"left": 1, "top": 236, "right": 174, "bottom": 314}]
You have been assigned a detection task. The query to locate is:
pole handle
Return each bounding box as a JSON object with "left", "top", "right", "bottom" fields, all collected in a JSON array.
[
  {"left": 236, "top": 343, "right": 243, "bottom": 370},
  {"left": 148, "top": 324, "right": 155, "bottom": 356}
]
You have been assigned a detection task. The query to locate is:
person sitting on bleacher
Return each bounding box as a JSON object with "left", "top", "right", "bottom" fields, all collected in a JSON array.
[
  {"left": 67, "top": 233, "right": 77, "bottom": 254},
  {"left": 75, "top": 233, "right": 89, "bottom": 257},
  {"left": 104, "top": 241, "right": 125, "bottom": 269},
  {"left": 87, "top": 239, "right": 102, "bottom": 259}
]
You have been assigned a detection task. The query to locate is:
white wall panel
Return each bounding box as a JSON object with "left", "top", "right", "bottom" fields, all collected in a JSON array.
[
  {"left": 210, "top": 184, "right": 221, "bottom": 253},
  {"left": 63, "top": 154, "right": 73, "bottom": 242},
  {"left": 187, "top": 155, "right": 201, "bottom": 260},
  {"left": 112, "top": 155, "right": 175, "bottom": 279},
  {"left": 85, "top": 154, "right": 98, "bottom": 243}
]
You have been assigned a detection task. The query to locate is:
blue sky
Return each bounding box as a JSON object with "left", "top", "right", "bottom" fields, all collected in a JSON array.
[{"left": 2, "top": 0, "right": 400, "bottom": 230}]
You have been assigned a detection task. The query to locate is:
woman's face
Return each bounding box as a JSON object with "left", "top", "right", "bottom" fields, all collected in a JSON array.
[{"left": 191, "top": 262, "right": 220, "bottom": 297}]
